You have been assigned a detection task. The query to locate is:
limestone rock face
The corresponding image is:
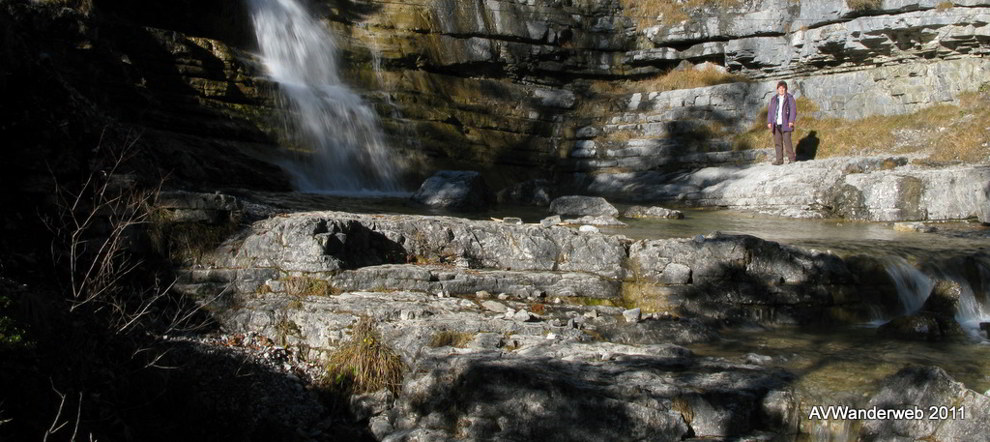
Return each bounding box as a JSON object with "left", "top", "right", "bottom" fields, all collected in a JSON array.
[{"left": 412, "top": 170, "right": 492, "bottom": 211}]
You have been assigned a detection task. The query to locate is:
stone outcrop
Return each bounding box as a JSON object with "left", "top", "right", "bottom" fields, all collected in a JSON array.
[
  {"left": 177, "top": 209, "right": 895, "bottom": 335},
  {"left": 411, "top": 170, "right": 492, "bottom": 211},
  {"left": 623, "top": 205, "right": 684, "bottom": 219},
  {"left": 548, "top": 195, "right": 620, "bottom": 217},
  {"left": 578, "top": 156, "right": 990, "bottom": 220},
  {"left": 326, "top": 0, "right": 990, "bottom": 192}
]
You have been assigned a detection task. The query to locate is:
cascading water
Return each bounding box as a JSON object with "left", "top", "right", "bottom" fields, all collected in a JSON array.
[
  {"left": 875, "top": 255, "right": 990, "bottom": 341},
  {"left": 247, "top": 0, "right": 401, "bottom": 193},
  {"left": 883, "top": 256, "right": 935, "bottom": 316}
]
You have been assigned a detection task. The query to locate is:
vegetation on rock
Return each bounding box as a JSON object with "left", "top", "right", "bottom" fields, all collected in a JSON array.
[
  {"left": 733, "top": 91, "right": 990, "bottom": 163},
  {"left": 324, "top": 316, "right": 404, "bottom": 394},
  {"left": 619, "top": 0, "right": 744, "bottom": 26}
]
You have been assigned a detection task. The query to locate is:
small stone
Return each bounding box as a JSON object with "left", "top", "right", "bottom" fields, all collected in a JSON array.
[
  {"left": 549, "top": 319, "right": 562, "bottom": 327},
  {"left": 540, "top": 215, "right": 562, "bottom": 227},
  {"left": 622, "top": 308, "right": 642, "bottom": 323},
  {"left": 504, "top": 307, "right": 516, "bottom": 319},
  {"left": 585, "top": 310, "right": 599, "bottom": 319},
  {"left": 502, "top": 217, "right": 523, "bottom": 225},
  {"left": 553, "top": 297, "right": 562, "bottom": 304},
  {"left": 745, "top": 353, "right": 773, "bottom": 365},
  {"left": 497, "top": 293, "right": 509, "bottom": 300},
  {"left": 513, "top": 310, "right": 533, "bottom": 322},
  {"left": 893, "top": 222, "right": 936, "bottom": 233},
  {"left": 482, "top": 301, "right": 507, "bottom": 313},
  {"left": 545, "top": 333, "right": 557, "bottom": 340},
  {"left": 475, "top": 290, "right": 491, "bottom": 299},
  {"left": 579, "top": 225, "right": 600, "bottom": 233}
]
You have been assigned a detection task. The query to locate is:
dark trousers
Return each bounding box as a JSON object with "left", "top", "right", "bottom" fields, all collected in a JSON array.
[{"left": 773, "top": 126, "right": 795, "bottom": 163}]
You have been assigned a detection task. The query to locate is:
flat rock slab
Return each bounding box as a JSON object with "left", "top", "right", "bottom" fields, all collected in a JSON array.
[
  {"left": 211, "top": 211, "right": 629, "bottom": 278},
  {"left": 585, "top": 157, "right": 990, "bottom": 222},
  {"left": 385, "top": 349, "right": 795, "bottom": 441},
  {"left": 549, "top": 195, "right": 619, "bottom": 217},
  {"left": 329, "top": 264, "right": 621, "bottom": 300}
]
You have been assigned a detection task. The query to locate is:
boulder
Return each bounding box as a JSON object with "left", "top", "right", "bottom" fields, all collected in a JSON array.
[
  {"left": 549, "top": 196, "right": 619, "bottom": 217},
  {"left": 412, "top": 171, "right": 491, "bottom": 211},
  {"left": 860, "top": 366, "right": 990, "bottom": 441},
  {"left": 623, "top": 206, "right": 684, "bottom": 219},
  {"left": 877, "top": 314, "right": 945, "bottom": 341},
  {"left": 496, "top": 179, "right": 553, "bottom": 207}
]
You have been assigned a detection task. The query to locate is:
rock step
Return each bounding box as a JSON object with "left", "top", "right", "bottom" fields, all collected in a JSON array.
[{"left": 326, "top": 264, "right": 620, "bottom": 300}]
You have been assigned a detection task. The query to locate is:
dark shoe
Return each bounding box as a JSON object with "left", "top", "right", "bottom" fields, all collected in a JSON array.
[{"left": 771, "top": 160, "right": 783, "bottom": 165}]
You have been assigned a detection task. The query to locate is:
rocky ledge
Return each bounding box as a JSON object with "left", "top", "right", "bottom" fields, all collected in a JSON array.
[
  {"left": 577, "top": 155, "right": 990, "bottom": 222},
  {"left": 161, "top": 204, "right": 990, "bottom": 440}
]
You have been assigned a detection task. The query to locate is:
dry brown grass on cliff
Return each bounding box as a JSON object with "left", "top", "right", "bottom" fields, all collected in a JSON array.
[
  {"left": 619, "top": 0, "right": 744, "bottom": 27},
  {"left": 847, "top": 0, "right": 883, "bottom": 11},
  {"left": 590, "top": 65, "right": 746, "bottom": 96},
  {"left": 732, "top": 92, "right": 990, "bottom": 163}
]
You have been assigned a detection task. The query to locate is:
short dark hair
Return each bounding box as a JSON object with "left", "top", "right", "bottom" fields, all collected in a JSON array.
[{"left": 776, "top": 81, "right": 788, "bottom": 90}]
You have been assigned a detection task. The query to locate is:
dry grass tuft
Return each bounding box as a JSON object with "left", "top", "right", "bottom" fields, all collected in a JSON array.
[
  {"left": 619, "top": 0, "right": 744, "bottom": 27},
  {"left": 428, "top": 330, "right": 475, "bottom": 348},
  {"left": 732, "top": 92, "right": 990, "bottom": 163},
  {"left": 283, "top": 276, "right": 336, "bottom": 297},
  {"left": 591, "top": 65, "right": 746, "bottom": 96},
  {"left": 847, "top": 0, "right": 883, "bottom": 11},
  {"left": 323, "top": 316, "right": 404, "bottom": 394}
]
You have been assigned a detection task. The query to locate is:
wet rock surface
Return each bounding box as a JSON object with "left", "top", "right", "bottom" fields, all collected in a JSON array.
[
  {"left": 412, "top": 170, "right": 492, "bottom": 211},
  {"left": 860, "top": 366, "right": 990, "bottom": 441}
]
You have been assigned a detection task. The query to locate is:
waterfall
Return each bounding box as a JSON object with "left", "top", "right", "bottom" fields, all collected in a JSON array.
[
  {"left": 883, "top": 256, "right": 935, "bottom": 317},
  {"left": 929, "top": 257, "right": 990, "bottom": 340},
  {"left": 878, "top": 256, "right": 990, "bottom": 341},
  {"left": 247, "top": 0, "right": 401, "bottom": 193}
]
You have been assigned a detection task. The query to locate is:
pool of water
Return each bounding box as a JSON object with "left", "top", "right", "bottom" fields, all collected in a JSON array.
[{"left": 691, "top": 325, "right": 990, "bottom": 395}]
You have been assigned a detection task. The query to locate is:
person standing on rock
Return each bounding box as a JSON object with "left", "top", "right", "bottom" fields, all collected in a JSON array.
[{"left": 767, "top": 81, "right": 797, "bottom": 165}]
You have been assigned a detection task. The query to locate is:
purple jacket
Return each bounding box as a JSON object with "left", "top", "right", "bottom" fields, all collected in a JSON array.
[{"left": 767, "top": 93, "right": 797, "bottom": 132}]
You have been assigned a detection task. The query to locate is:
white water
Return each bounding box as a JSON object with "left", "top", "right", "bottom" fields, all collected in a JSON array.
[
  {"left": 878, "top": 256, "right": 990, "bottom": 341},
  {"left": 247, "top": 0, "right": 401, "bottom": 193},
  {"left": 929, "top": 258, "right": 990, "bottom": 340},
  {"left": 883, "top": 256, "right": 935, "bottom": 317}
]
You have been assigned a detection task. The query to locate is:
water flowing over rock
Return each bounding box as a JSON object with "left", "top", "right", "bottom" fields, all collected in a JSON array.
[{"left": 247, "top": 0, "right": 401, "bottom": 192}]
